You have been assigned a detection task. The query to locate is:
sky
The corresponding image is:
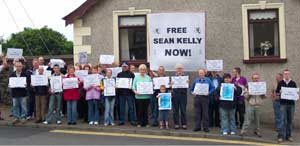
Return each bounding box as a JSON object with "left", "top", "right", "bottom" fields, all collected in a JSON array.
[{"left": 0, "top": 0, "right": 86, "bottom": 41}]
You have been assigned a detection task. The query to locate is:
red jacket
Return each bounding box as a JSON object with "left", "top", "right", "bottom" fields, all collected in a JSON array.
[{"left": 63, "top": 74, "right": 81, "bottom": 101}]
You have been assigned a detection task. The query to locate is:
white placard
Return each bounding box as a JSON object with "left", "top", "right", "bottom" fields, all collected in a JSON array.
[
  {"left": 0, "top": 44, "right": 2, "bottom": 56},
  {"left": 45, "top": 71, "right": 52, "bottom": 77},
  {"left": 83, "top": 74, "right": 100, "bottom": 88},
  {"left": 104, "top": 78, "right": 116, "bottom": 96},
  {"left": 50, "top": 76, "right": 63, "bottom": 92},
  {"left": 9, "top": 77, "right": 26, "bottom": 88},
  {"left": 79, "top": 52, "right": 88, "bottom": 64},
  {"left": 206, "top": 60, "right": 223, "bottom": 71},
  {"left": 7, "top": 48, "right": 23, "bottom": 59},
  {"left": 171, "top": 76, "right": 189, "bottom": 88},
  {"left": 193, "top": 83, "right": 209, "bottom": 95},
  {"left": 31, "top": 75, "right": 48, "bottom": 86},
  {"left": 153, "top": 77, "right": 170, "bottom": 89},
  {"left": 50, "top": 59, "right": 65, "bottom": 68},
  {"left": 281, "top": 87, "right": 299, "bottom": 101},
  {"left": 248, "top": 82, "right": 267, "bottom": 95},
  {"left": 116, "top": 78, "right": 132, "bottom": 89},
  {"left": 149, "top": 13, "right": 206, "bottom": 71},
  {"left": 75, "top": 70, "right": 89, "bottom": 81},
  {"left": 100, "top": 55, "right": 115, "bottom": 65},
  {"left": 109, "top": 67, "right": 122, "bottom": 77},
  {"left": 137, "top": 82, "right": 154, "bottom": 94},
  {"left": 63, "top": 78, "right": 79, "bottom": 89}
]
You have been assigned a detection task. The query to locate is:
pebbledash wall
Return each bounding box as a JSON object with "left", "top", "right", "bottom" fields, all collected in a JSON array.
[{"left": 65, "top": 0, "right": 300, "bottom": 127}]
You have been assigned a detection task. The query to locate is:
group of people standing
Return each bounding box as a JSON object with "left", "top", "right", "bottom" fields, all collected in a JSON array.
[{"left": 0, "top": 56, "right": 298, "bottom": 143}]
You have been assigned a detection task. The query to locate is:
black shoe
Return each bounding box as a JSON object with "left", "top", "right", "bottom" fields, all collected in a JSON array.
[
  {"left": 35, "top": 120, "right": 42, "bottom": 123},
  {"left": 151, "top": 123, "right": 158, "bottom": 127},
  {"left": 67, "top": 122, "right": 72, "bottom": 125},
  {"left": 193, "top": 128, "right": 201, "bottom": 132},
  {"left": 118, "top": 122, "right": 125, "bottom": 126},
  {"left": 130, "top": 123, "right": 136, "bottom": 126},
  {"left": 0, "top": 117, "right": 4, "bottom": 120},
  {"left": 204, "top": 128, "right": 210, "bottom": 133},
  {"left": 72, "top": 122, "right": 77, "bottom": 125}
]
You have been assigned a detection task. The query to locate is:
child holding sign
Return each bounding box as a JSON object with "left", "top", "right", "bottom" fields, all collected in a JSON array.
[{"left": 157, "top": 85, "right": 172, "bottom": 129}]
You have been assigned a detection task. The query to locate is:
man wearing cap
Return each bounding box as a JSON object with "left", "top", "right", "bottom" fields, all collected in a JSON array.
[
  {"left": 116, "top": 62, "right": 136, "bottom": 126},
  {"left": 171, "top": 64, "right": 188, "bottom": 129}
]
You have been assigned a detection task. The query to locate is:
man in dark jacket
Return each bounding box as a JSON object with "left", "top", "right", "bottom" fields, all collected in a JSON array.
[
  {"left": 9, "top": 61, "right": 28, "bottom": 124},
  {"left": 276, "top": 69, "right": 297, "bottom": 143},
  {"left": 116, "top": 62, "right": 135, "bottom": 126},
  {"left": 26, "top": 58, "right": 39, "bottom": 120}
]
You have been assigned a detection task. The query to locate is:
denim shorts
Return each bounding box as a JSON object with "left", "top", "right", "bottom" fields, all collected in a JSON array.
[{"left": 159, "top": 110, "right": 170, "bottom": 121}]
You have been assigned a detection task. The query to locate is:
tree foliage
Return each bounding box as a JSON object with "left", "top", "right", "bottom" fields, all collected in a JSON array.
[{"left": 2, "top": 26, "right": 73, "bottom": 56}]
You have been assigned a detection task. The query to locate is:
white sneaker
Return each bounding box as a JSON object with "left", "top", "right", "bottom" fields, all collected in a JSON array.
[
  {"left": 43, "top": 121, "right": 48, "bottom": 125},
  {"left": 111, "top": 123, "right": 115, "bottom": 126},
  {"left": 94, "top": 122, "right": 99, "bottom": 125},
  {"left": 89, "top": 121, "right": 94, "bottom": 125},
  {"left": 57, "top": 121, "right": 62, "bottom": 125},
  {"left": 104, "top": 123, "right": 108, "bottom": 126},
  {"left": 222, "top": 132, "right": 228, "bottom": 135},
  {"left": 230, "top": 132, "right": 236, "bottom": 135}
]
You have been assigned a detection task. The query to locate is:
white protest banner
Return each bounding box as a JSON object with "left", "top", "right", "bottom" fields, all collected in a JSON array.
[
  {"left": 50, "top": 76, "right": 63, "bottom": 92},
  {"left": 75, "top": 70, "right": 89, "bottom": 81},
  {"left": 116, "top": 78, "right": 132, "bottom": 89},
  {"left": 50, "top": 59, "right": 65, "bottom": 68},
  {"left": 79, "top": 52, "right": 88, "bottom": 64},
  {"left": 206, "top": 60, "right": 223, "bottom": 71},
  {"left": 248, "top": 82, "right": 267, "bottom": 95},
  {"left": 63, "top": 78, "right": 79, "bottom": 89},
  {"left": 104, "top": 78, "right": 116, "bottom": 96},
  {"left": 31, "top": 75, "right": 48, "bottom": 86},
  {"left": 99, "top": 55, "right": 114, "bottom": 65},
  {"left": 137, "top": 82, "right": 154, "bottom": 94},
  {"left": 281, "top": 87, "right": 299, "bottom": 101},
  {"left": 83, "top": 74, "right": 100, "bottom": 88},
  {"left": 109, "top": 67, "right": 122, "bottom": 77},
  {"left": 171, "top": 76, "right": 189, "bottom": 88},
  {"left": 7, "top": 48, "right": 23, "bottom": 59},
  {"left": 153, "top": 77, "right": 170, "bottom": 89},
  {"left": 193, "top": 83, "right": 209, "bottom": 95},
  {"left": 149, "top": 13, "right": 206, "bottom": 71},
  {"left": 9, "top": 77, "right": 26, "bottom": 88}
]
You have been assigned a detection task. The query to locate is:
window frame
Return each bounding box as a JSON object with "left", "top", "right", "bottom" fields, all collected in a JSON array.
[
  {"left": 242, "top": 2, "right": 286, "bottom": 64},
  {"left": 118, "top": 15, "right": 148, "bottom": 65},
  {"left": 247, "top": 9, "right": 280, "bottom": 59}
]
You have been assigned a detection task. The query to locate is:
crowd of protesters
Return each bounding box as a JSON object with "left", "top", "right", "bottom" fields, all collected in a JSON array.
[{"left": 0, "top": 55, "right": 298, "bottom": 143}]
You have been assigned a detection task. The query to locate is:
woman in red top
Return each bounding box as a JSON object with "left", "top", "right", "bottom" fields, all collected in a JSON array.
[{"left": 64, "top": 65, "right": 81, "bottom": 125}]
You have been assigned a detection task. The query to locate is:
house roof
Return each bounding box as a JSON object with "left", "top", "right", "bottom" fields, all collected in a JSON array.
[{"left": 63, "top": 0, "right": 98, "bottom": 26}]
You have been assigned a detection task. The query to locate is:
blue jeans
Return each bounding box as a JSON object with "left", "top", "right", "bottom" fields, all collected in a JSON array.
[
  {"left": 278, "top": 104, "right": 295, "bottom": 139},
  {"left": 104, "top": 97, "right": 115, "bottom": 124},
  {"left": 12, "top": 97, "right": 27, "bottom": 120},
  {"left": 87, "top": 99, "right": 99, "bottom": 122},
  {"left": 219, "top": 107, "right": 236, "bottom": 133},
  {"left": 119, "top": 95, "right": 135, "bottom": 124},
  {"left": 45, "top": 93, "right": 62, "bottom": 122},
  {"left": 67, "top": 100, "right": 77, "bottom": 123},
  {"left": 273, "top": 100, "right": 281, "bottom": 130},
  {"left": 150, "top": 93, "right": 159, "bottom": 125}
]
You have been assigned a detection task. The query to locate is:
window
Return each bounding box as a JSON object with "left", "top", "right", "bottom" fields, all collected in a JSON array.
[
  {"left": 119, "top": 16, "right": 147, "bottom": 63},
  {"left": 242, "top": 2, "right": 286, "bottom": 64},
  {"left": 248, "top": 10, "right": 279, "bottom": 57}
]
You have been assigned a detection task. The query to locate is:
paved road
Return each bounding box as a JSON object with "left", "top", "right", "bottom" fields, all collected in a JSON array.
[{"left": 0, "top": 126, "right": 271, "bottom": 145}]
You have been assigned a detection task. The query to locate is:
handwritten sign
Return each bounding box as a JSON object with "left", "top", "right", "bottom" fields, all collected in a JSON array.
[
  {"left": 7, "top": 48, "right": 23, "bottom": 59},
  {"left": 220, "top": 83, "right": 234, "bottom": 101},
  {"left": 137, "top": 82, "right": 154, "bottom": 94},
  {"left": 153, "top": 77, "right": 170, "bottom": 89},
  {"left": 31, "top": 75, "right": 48, "bottom": 86},
  {"left": 248, "top": 82, "right": 267, "bottom": 95},
  {"left": 158, "top": 93, "right": 172, "bottom": 110},
  {"left": 99, "top": 55, "right": 114, "bottom": 65},
  {"left": 104, "top": 78, "right": 116, "bottom": 96},
  {"left": 9, "top": 77, "right": 26, "bottom": 88},
  {"left": 63, "top": 78, "right": 79, "bottom": 89},
  {"left": 281, "top": 87, "right": 299, "bottom": 101},
  {"left": 79, "top": 52, "right": 88, "bottom": 64},
  {"left": 206, "top": 60, "right": 223, "bottom": 71},
  {"left": 171, "top": 76, "right": 189, "bottom": 88},
  {"left": 193, "top": 83, "right": 209, "bottom": 95},
  {"left": 83, "top": 74, "right": 100, "bottom": 88},
  {"left": 75, "top": 70, "right": 89, "bottom": 81},
  {"left": 109, "top": 67, "right": 122, "bottom": 77},
  {"left": 50, "top": 76, "right": 63, "bottom": 92},
  {"left": 116, "top": 78, "right": 132, "bottom": 89},
  {"left": 50, "top": 59, "right": 65, "bottom": 68}
]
